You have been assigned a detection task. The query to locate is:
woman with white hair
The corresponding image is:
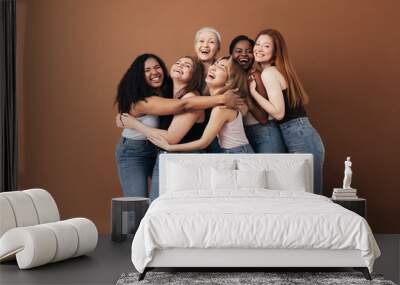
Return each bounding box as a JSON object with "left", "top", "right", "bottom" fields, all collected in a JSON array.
[
  {"left": 194, "top": 27, "right": 222, "bottom": 75},
  {"left": 194, "top": 27, "right": 225, "bottom": 153}
]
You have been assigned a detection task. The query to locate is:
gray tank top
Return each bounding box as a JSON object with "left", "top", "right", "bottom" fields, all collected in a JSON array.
[{"left": 121, "top": 115, "right": 159, "bottom": 140}]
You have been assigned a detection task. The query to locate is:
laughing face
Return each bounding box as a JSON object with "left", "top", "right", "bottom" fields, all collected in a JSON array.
[
  {"left": 205, "top": 58, "right": 228, "bottom": 90},
  {"left": 170, "top": 57, "right": 194, "bottom": 83},
  {"left": 144, "top": 57, "right": 164, "bottom": 88},
  {"left": 254, "top": 34, "right": 274, "bottom": 65},
  {"left": 232, "top": 40, "right": 254, "bottom": 71},
  {"left": 195, "top": 31, "right": 219, "bottom": 63}
]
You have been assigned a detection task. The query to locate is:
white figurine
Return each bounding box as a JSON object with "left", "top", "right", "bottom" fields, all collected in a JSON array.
[{"left": 342, "top": 157, "right": 353, "bottom": 189}]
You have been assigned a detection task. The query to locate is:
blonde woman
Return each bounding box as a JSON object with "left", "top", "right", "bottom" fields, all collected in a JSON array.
[
  {"left": 194, "top": 27, "right": 224, "bottom": 153},
  {"left": 150, "top": 57, "right": 254, "bottom": 154},
  {"left": 194, "top": 27, "right": 221, "bottom": 75},
  {"left": 250, "top": 29, "right": 325, "bottom": 194}
]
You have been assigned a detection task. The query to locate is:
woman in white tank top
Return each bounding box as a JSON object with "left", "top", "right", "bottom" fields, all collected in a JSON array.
[{"left": 149, "top": 57, "right": 254, "bottom": 154}]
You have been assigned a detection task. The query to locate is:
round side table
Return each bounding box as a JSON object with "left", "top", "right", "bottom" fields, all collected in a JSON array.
[{"left": 111, "top": 197, "right": 149, "bottom": 242}]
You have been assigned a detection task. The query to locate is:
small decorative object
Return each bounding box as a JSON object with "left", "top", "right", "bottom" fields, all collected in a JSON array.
[
  {"left": 342, "top": 156, "right": 353, "bottom": 189},
  {"left": 332, "top": 157, "right": 358, "bottom": 200}
]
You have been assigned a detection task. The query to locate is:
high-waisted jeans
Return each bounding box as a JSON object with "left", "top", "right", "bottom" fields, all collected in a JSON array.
[
  {"left": 221, "top": 144, "right": 254, "bottom": 153},
  {"left": 245, "top": 121, "right": 287, "bottom": 153},
  {"left": 279, "top": 117, "right": 325, "bottom": 195},
  {"left": 115, "top": 137, "right": 157, "bottom": 199}
]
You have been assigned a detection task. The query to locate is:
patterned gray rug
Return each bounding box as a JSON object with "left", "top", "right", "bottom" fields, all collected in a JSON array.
[{"left": 116, "top": 271, "right": 396, "bottom": 285}]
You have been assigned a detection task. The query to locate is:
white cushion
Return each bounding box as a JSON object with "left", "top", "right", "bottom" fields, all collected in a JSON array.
[
  {"left": 210, "top": 169, "right": 267, "bottom": 191},
  {"left": 266, "top": 163, "right": 307, "bottom": 191},
  {"left": 23, "top": 189, "right": 60, "bottom": 223},
  {"left": 211, "top": 168, "right": 236, "bottom": 190},
  {"left": 238, "top": 159, "right": 309, "bottom": 192},
  {"left": 0, "top": 218, "right": 97, "bottom": 269},
  {"left": 0, "top": 196, "right": 17, "bottom": 237},
  {"left": 237, "top": 169, "right": 267, "bottom": 189},
  {"left": 0, "top": 226, "right": 57, "bottom": 269},
  {"left": 167, "top": 160, "right": 236, "bottom": 192},
  {"left": 0, "top": 192, "right": 39, "bottom": 227},
  {"left": 42, "top": 221, "right": 79, "bottom": 262},
  {"left": 64, "top": 218, "right": 98, "bottom": 257}
]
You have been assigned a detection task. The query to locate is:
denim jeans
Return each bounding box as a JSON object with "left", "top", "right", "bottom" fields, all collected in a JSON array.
[
  {"left": 115, "top": 137, "right": 156, "bottom": 198},
  {"left": 221, "top": 144, "right": 254, "bottom": 153},
  {"left": 205, "top": 137, "right": 221, "bottom": 153},
  {"left": 279, "top": 117, "right": 325, "bottom": 195},
  {"left": 245, "top": 121, "right": 287, "bottom": 153}
]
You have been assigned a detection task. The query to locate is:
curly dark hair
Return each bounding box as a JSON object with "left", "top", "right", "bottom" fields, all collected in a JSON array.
[{"left": 115, "top": 54, "right": 173, "bottom": 113}]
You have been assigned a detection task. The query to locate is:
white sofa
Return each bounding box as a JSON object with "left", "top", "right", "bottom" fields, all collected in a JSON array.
[{"left": 0, "top": 188, "right": 98, "bottom": 269}]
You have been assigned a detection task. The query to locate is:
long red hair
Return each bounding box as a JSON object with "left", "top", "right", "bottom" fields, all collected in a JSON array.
[{"left": 255, "top": 29, "right": 309, "bottom": 107}]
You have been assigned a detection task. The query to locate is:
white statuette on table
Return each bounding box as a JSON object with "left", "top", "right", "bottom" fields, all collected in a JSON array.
[
  {"left": 332, "top": 157, "right": 358, "bottom": 199},
  {"left": 343, "top": 156, "right": 353, "bottom": 189}
]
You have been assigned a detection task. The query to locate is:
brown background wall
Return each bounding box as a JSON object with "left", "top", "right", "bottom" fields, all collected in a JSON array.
[{"left": 16, "top": 0, "right": 400, "bottom": 234}]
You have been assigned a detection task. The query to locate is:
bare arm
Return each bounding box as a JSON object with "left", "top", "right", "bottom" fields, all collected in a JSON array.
[
  {"left": 118, "top": 113, "right": 168, "bottom": 137},
  {"left": 250, "top": 69, "right": 285, "bottom": 120},
  {"left": 130, "top": 96, "right": 185, "bottom": 117},
  {"left": 130, "top": 92, "right": 241, "bottom": 117},
  {"left": 183, "top": 94, "right": 228, "bottom": 111},
  {"left": 160, "top": 93, "right": 203, "bottom": 144},
  {"left": 149, "top": 107, "right": 230, "bottom": 152},
  {"left": 163, "top": 113, "right": 202, "bottom": 144},
  {"left": 247, "top": 97, "right": 268, "bottom": 124},
  {"left": 121, "top": 93, "right": 203, "bottom": 144}
]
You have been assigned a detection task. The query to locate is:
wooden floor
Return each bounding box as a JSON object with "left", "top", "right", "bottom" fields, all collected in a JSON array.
[{"left": 0, "top": 235, "right": 398, "bottom": 285}]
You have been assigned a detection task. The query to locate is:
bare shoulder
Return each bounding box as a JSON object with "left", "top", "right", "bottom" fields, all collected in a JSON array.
[
  {"left": 211, "top": 106, "right": 231, "bottom": 116},
  {"left": 211, "top": 106, "right": 236, "bottom": 121},
  {"left": 261, "top": 67, "right": 287, "bottom": 89},
  {"left": 261, "top": 66, "right": 279, "bottom": 79}
]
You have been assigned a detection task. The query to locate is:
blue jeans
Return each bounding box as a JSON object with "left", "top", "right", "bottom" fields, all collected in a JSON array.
[
  {"left": 205, "top": 137, "right": 221, "bottom": 153},
  {"left": 279, "top": 117, "right": 325, "bottom": 195},
  {"left": 221, "top": 144, "right": 254, "bottom": 153},
  {"left": 245, "top": 121, "right": 287, "bottom": 153},
  {"left": 115, "top": 137, "right": 156, "bottom": 198}
]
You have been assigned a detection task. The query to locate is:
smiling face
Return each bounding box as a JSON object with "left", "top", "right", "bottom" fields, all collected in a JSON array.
[
  {"left": 170, "top": 57, "right": 194, "bottom": 83},
  {"left": 195, "top": 31, "right": 219, "bottom": 63},
  {"left": 254, "top": 34, "right": 274, "bottom": 65},
  {"left": 232, "top": 40, "right": 254, "bottom": 71},
  {"left": 205, "top": 58, "right": 228, "bottom": 91},
  {"left": 144, "top": 57, "right": 164, "bottom": 88}
]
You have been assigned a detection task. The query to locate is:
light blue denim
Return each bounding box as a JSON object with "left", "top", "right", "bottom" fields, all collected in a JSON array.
[
  {"left": 279, "top": 117, "right": 325, "bottom": 195},
  {"left": 221, "top": 144, "right": 254, "bottom": 153},
  {"left": 245, "top": 121, "right": 287, "bottom": 153},
  {"left": 115, "top": 137, "right": 156, "bottom": 198}
]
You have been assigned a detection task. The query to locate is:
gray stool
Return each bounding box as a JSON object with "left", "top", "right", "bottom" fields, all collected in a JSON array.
[{"left": 111, "top": 197, "right": 149, "bottom": 242}]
